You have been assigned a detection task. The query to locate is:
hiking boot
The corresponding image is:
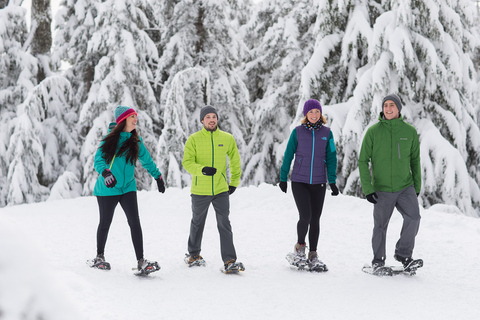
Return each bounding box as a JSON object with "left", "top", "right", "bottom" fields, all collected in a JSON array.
[
  {"left": 394, "top": 254, "right": 413, "bottom": 268},
  {"left": 293, "top": 243, "right": 307, "bottom": 263},
  {"left": 308, "top": 251, "right": 328, "bottom": 272},
  {"left": 93, "top": 253, "right": 105, "bottom": 264},
  {"left": 187, "top": 254, "right": 204, "bottom": 265},
  {"left": 224, "top": 259, "right": 237, "bottom": 272},
  {"left": 137, "top": 258, "right": 160, "bottom": 274},
  {"left": 90, "top": 253, "right": 111, "bottom": 270},
  {"left": 371, "top": 260, "right": 385, "bottom": 271}
]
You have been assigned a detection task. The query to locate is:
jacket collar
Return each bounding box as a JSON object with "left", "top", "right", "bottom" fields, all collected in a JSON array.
[{"left": 201, "top": 126, "right": 219, "bottom": 135}]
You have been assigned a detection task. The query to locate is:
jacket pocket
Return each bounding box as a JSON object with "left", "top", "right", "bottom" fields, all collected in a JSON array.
[
  {"left": 397, "top": 139, "right": 411, "bottom": 161},
  {"left": 292, "top": 156, "right": 304, "bottom": 174}
]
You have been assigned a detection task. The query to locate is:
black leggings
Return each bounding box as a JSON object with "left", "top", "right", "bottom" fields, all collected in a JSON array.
[
  {"left": 291, "top": 182, "right": 326, "bottom": 252},
  {"left": 96, "top": 191, "right": 143, "bottom": 260}
]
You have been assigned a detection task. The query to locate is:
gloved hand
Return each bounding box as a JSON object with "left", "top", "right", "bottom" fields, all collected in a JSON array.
[
  {"left": 202, "top": 166, "right": 217, "bottom": 176},
  {"left": 330, "top": 183, "right": 339, "bottom": 196},
  {"left": 366, "top": 192, "right": 378, "bottom": 204},
  {"left": 416, "top": 193, "right": 419, "bottom": 197},
  {"left": 279, "top": 181, "right": 287, "bottom": 193},
  {"left": 156, "top": 176, "right": 165, "bottom": 193},
  {"left": 228, "top": 186, "right": 236, "bottom": 195},
  {"left": 102, "top": 169, "right": 117, "bottom": 188}
]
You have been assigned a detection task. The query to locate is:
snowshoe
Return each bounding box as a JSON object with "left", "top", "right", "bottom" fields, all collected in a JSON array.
[
  {"left": 87, "top": 254, "right": 111, "bottom": 270},
  {"left": 184, "top": 254, "right": 206, "bottom": 267},
  {"left": 362, "top": 263, "right": 393, "bottom": 276}
]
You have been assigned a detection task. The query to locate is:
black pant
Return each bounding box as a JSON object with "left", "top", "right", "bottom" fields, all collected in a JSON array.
[
  {"left": 291, "top": 182, "right": 326, "bottom": 252},
  {"left": 96, "top": 191, "right": 143, "bottom": 260}
]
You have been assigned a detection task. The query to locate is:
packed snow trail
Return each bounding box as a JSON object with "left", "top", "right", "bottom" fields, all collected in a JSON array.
[{"left": 1, "top": 184, "right": 479, "bottom": 319}]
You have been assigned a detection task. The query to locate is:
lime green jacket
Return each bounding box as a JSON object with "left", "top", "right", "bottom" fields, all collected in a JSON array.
[
  {"left": 358, "top": 114, "right": 421, "bottom": 195},
  {"left": 93, "top": 126, "right": 161, "bottom": 196},
  {"left": 182, "top": 127, "right": 241, "bottom": 196}
]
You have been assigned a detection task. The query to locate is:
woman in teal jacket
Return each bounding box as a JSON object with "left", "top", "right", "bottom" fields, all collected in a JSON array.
[{"left": 89, "top": 106, "right": 165, "bottom": 275}]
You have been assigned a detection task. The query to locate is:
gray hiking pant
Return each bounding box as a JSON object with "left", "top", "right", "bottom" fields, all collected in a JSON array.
[
  {"left": 188, "top": 192, "right": 237, "bottom": 263},
  {"left": 372, "top": 185, "right": 421, "bottom": 263}
]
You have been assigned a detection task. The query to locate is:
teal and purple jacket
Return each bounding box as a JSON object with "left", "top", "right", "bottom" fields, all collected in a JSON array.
[{"left": 280, "top": 124, "right": 337, "bottom": 184}]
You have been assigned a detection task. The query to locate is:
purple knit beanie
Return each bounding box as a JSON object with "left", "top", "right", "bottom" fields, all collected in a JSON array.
[{"left": 303, "top": 99, "right": 322, "bottom": 116}]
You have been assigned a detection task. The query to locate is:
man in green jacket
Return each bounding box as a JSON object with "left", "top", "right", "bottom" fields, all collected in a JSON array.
[
  {"left": 359, "top": 94, "right": 422, "bottom": 272},
  {"left": 182, "top": 105, "right": 244, "bottom": 273}
]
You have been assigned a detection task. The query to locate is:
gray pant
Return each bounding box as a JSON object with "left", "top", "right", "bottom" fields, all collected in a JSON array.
[
  {"left": 372, "top": 185, "right": 421, "bottom": 263},
  {"left": 188, "top": 192, "right": 237, "bottom": 263}
]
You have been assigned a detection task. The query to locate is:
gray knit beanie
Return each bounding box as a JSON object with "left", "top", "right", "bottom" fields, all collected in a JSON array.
[
  {"left": 200, "top": 105, "right": 218, "bottom": 122},
  {"left": 382, "top": 94, "right": 403, "bottom": 113}
]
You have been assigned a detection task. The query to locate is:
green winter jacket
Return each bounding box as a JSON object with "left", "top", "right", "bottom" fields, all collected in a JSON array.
[
  {"left": 182, "top": 127, "right": 241, "bottom": 196},
  {"left": 358, "top": 114, "right": 421, "bottom": 195},
  {"left": 93, "top": 124, "right": 161, "bottom": 196}
]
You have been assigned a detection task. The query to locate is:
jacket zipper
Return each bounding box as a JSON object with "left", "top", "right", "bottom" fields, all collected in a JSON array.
[
  {"left": 310, "top": 130, "right": 315, "bottom": 184},
  {"left": 397, "top": 142, "right": 401, "bottom": 159},
  {"left": 211, "top": 131, "right": 215, "bottom": 195}
]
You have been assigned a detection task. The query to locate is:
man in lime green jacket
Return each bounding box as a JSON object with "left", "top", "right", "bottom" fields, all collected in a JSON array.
[
  {"left": 182, "top": 106, "right": 244, "bottom": 273},
  {"left": 359, "top": 94, "right": 422, "bottom": 272}
]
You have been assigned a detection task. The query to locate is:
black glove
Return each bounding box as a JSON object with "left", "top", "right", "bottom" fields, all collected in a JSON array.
[
  {"left": 202, "top": 166, "right": 217, "bottom": 176},
  {"left": 156, "top": 176, "right": 165, "bottom": 193},
  {"left": 330, "top": 183, "right": 339, "bottom": 196},
  {"left": 416, "top": 193, "right": 419, "bottom": 197},
  {"left": 366, "top": 192, "right": 378, "bottom": 204},
  {"left": 279, "top": 181, "right": 287, "bottom": 193},
  {"left": 102, "top": 169, "right": 117, "bottom": 188},
  {"left": 228, "top": 186, "right": 236, "bottom": 195}
]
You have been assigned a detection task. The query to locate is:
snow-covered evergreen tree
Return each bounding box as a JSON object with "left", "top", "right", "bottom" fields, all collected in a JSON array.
[
  {"left": 3, "top": 76, "right": 78, "bottom": 205},
  {"left": 0, "top": 1, "right": 38, "bottom": 206},
  {"left": 78, "top": 0, "right": 161, "bottom": 195},
  {"left": 302, "top": 0, "right": 480, "bottom": 216},
  {"left": 4, "top": 90, "right": 47, "bottom": 205},
  {"left": 156, "top": 67, "right": 210, "bottom": 187},
  {"left": 53, "top": 0, "right": 97, "bottom": 108},
  {"left": 241, "top": 0, "right": 318, "bottom": 185},
  {"left": 155, "top": 0, "right": 252, "bottom": 171},
  {"left": 31, "top": 0, "right": 53, "bottom": 83}
]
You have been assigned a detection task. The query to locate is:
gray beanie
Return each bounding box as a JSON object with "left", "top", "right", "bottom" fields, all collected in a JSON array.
[
  {"left": 382, "top": 94, "right": 402, "bottom": 113},
  {"left": 200, "top": 105, "right": 218, "bottom": 122}
]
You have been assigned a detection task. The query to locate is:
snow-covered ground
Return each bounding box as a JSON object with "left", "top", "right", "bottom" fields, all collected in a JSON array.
[{"left": 1, "top": 184, "right": 479, "bottom": 320}]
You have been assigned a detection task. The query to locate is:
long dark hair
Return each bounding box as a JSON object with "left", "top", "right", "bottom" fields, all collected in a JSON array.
[{"left": 100, "top": 121, "right": 139, "bottom": 166}]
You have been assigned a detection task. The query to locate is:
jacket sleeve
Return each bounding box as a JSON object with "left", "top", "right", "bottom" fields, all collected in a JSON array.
[
  {"left": 227, "top": 135, "right": 242, "bottom": 187},
  {"left": 138, "top": 137, "right": 161, "bottom": 179},
  {"left": 358, "top": 128, "right": 375, "bottom": 195},
  {"left": 280, "top": 129, "right": 298, "bottom": 182},
  {"left": 94, "top": 141, "right": 109, "bottom": 175},
  {"left": 182, "top": 135, "right": 203, "bottom": 176},
  {"left": 410, "top": 130, "right": 421, "bottom": 193},
  {"left": 326, "top": 130, "right": 337, "bottom": 184}
]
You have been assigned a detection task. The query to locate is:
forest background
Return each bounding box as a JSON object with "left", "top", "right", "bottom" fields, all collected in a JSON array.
[{"left": 1, "top": 0, "right": 480, "bottom": 217}]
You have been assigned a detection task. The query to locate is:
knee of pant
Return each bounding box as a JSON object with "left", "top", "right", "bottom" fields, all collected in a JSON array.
[{"left": 127, "top": 218, "right": 141, "bottom": 229}]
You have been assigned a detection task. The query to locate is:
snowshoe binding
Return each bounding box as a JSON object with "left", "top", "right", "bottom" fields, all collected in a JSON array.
[
  {"left": 185, "top": 254, "right": 206, "bottom": 267},
  {"left": 308, "top": 251, "right": 328, "bottom": 272},
  {"left": 394, "top": 255, "right": 423, "bottom": 275},
  {"left": 286, "top": 243, "right": 308, "bottom": 270},
  {"left": 87, "top": 253, "right": 111, "bottom": 270},
  {"left": 222, "top": 259, "right": 245, "bottom": 274},
  {"left": 362, "top": 262, "right": 393, "bottom": 276},
  {"left": 134, "top": 258, "right": 160, "bottom": 276}
]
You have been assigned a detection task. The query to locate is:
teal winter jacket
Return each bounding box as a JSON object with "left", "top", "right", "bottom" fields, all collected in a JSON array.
[{"left": 93, "top": 125, "right": 161, "bottom": 196}]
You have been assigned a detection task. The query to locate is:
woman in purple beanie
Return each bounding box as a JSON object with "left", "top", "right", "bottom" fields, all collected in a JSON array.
[{"left": 280, "top": 99, "right": 338, "bottom": 272}]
